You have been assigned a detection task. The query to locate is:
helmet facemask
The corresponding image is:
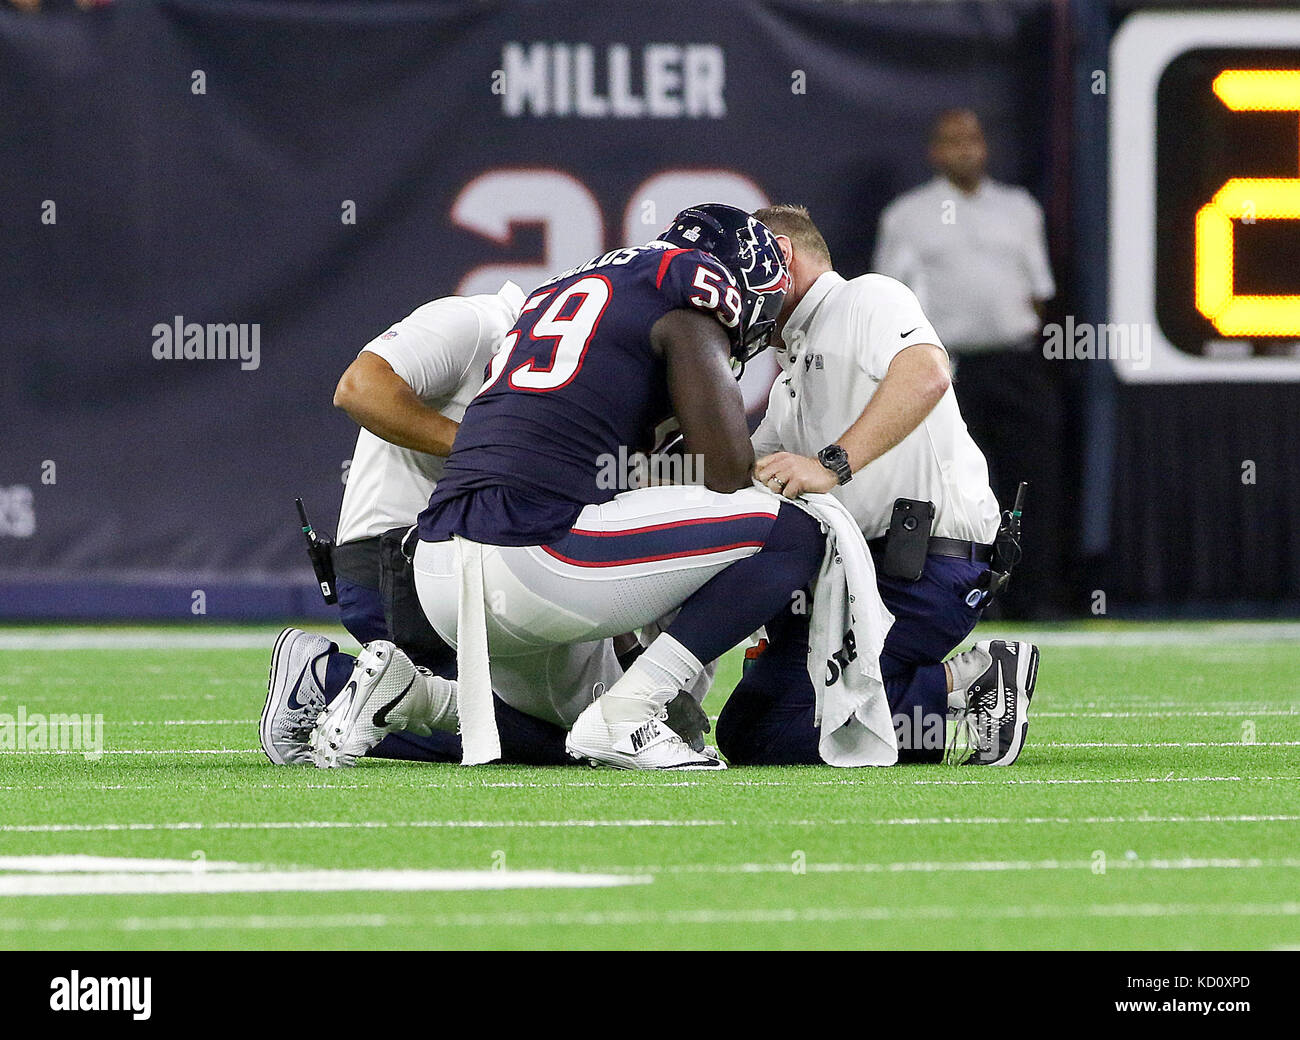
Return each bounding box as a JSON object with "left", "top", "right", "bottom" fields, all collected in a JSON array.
[{"left": 659, "top": 204, "right": 790, "bottom": 366}]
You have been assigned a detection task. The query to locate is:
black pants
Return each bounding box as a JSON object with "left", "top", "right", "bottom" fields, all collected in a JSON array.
[
  {"left": 716, "top": 549, "right": 987, "bottom": 765},
  {"left": 951, "top": 347, "right": 1068, "bottom": 618}
]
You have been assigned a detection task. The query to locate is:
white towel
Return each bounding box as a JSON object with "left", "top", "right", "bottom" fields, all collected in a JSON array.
[
  {"left": 780, "top": 490, "right": 898, "bottom": 767},
  {"left": 454, "top": 535, "right": 501, "bottom": 764}
]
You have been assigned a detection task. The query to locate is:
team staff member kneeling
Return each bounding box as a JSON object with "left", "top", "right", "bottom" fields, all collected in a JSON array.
[{"left": 716, "top": 204, "right": 1039, "bottom": 766}]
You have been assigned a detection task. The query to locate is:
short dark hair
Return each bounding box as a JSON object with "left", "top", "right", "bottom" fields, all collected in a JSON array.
[
  {"left": 930, "top": 108, "right": 981, "bottom": 144},
  {"left": 752, "top": 203, "right": 832, "bottom": 266}
]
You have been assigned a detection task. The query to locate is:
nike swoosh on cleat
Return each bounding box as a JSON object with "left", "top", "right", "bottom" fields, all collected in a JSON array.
[
  {"left": 285, "top": 661, "right": 313, "bottom": 709},
  {"left": 991, "top": 661, "right": 1006, "bottom": 720},
  {"left": 372, "top": 674, "right": 417, "bottom": 729}
]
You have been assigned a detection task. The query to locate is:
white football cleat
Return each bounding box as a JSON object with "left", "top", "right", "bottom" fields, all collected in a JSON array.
[
  {"left": 309, "top": 641, "right": 445, "bottom": 769},
  {"left": 565, "top": 698, "right": 726, "bottom": 770},
  {"left": 947, "top": 639, "right": 1039, "bottom": 766},
  {"left": 260, "top": 628, "right": 336, "bottom": 765}
]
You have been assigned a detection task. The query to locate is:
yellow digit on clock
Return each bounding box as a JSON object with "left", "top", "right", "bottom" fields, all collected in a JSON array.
[{"left": 1195, "top": 69, "right": 1300, "bottom": 336}]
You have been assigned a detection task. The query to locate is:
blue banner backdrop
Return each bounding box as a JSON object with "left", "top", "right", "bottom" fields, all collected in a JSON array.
[{"left": 0, "top": 0, "right": 1051, "bottom": 618}]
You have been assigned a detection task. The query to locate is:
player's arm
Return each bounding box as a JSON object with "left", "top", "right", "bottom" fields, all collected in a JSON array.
[
  {"left": 756, "top": 345, "right": 950, "bottom": 498},
  {"left": 332, "top": 351, "right": 460, "bottom": 456},
  {"left": 651, "top": 308, "right": 754, "bottom": 494}
]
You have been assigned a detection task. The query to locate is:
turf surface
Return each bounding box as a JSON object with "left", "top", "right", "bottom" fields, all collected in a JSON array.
[{"left": 0, "top": 621, "right": 1296, "bottom": 950}]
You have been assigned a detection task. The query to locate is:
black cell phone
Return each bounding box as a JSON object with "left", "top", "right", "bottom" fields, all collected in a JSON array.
[{"left": 880, "top": 498, "right": 935, "bottom": 582}]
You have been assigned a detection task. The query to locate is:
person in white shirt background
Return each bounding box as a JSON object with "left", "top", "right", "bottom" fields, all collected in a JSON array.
[
  {"left": 873, "top": 109, "right": 1067, "bottom": 619},
  {"left": 258, "top": 283, "right": 584, "bottom": 767},
  {"left": 715, "top": 204, "right": 1039, "bottom": 767}
]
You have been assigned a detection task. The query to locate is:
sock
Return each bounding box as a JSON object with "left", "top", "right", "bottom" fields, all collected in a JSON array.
[
  {"left": 319, "top": 649, "right": 352, "bottom": 704},
  {"left": 407, "top": 673, "right": 458, "bottom": 732},
  {"left": 601, "top": 634, "right": 703, "bottom": 723},
  {"left": 945, "top": 646, "right": 992, "bottom": 712}
]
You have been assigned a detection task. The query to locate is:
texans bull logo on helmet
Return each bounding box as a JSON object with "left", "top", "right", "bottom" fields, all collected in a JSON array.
[{"left": 661, "top": 203, "right": 791, "bottom": 364}]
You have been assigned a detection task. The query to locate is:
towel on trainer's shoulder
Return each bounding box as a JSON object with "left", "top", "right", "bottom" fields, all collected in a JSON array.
[{"left": 773, "top": 488, "right": 897, "bottom": 766}]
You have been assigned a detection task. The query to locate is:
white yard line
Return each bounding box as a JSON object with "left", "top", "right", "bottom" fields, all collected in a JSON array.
[
  {"left": 806, "top": 814, "right": 1300, "bottom": 826},
  {"left": 988, "top": 623, "right": 1300, "bottom": 646},
  {"left": 0, "top": 868, "right": 650, "bottom": 897},
  {"left": 1, "top": 813, "right": 1295, "bottom": 834},
  {"left": 0, "top": 853, "right": 650, "bottom": 897},
  {"left": 2, "top": 621, "right": 1300, "bottom": 653},
  {"left": 488, "top": 773, "right": 1291, "bottom": 789},
  {"left": 905, "top": 774, "right": 1300, "bottom": 786},
  {"left": 1035, "top": 709, "right": 1299, "bottom": 718},
  {"left": 2, "top": 901, "right": 1297, "bottom": 933},
  {"left": 0, "top": 633, "right": 288, "bottom": 651},
  {"left": 0, "top": 783, "right": 376, "bottom": 792},
  {"left": 0, "top": 855, "right": 249, "bottom": 873},
  {"left": 3, "top": 773, "right": 1293, "bottom": 790},
  {"left": 0, "top": 748, "right": 263, "bottom": 755},
  {"left": 703, "top": 709, "right": 1300, "bottom": 722},
  {"left": 441, "top": 774, "right": 1300, "bottom": 788},
  {"left": 1042, "top": 741, "right": 1300, "bottom": 748},
  {"left": 5, "top": 731, "right": 1299, "bottom": 758},
  {"left": 0, "top": 819, "right": 734, "bottom": 833},
  {"left": 581, "top": 857, "right": 1300, "bottom": 875}
]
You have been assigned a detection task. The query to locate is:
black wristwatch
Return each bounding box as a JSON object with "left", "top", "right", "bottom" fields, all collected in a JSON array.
[{"left": 817, "top": 444, "right": 853, "bottom": 486}]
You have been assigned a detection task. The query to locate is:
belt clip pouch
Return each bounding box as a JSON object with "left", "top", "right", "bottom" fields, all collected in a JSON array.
[{"left": 880, "top": 498, "right": 935, "bottom": 582}]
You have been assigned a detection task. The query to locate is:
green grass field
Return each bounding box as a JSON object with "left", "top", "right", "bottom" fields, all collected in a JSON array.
[{"left": 0, "top": 621, "right": 1296, "bottom": 950}]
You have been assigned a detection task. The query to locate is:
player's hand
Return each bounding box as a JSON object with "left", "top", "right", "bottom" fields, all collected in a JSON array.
[{"left": 755, "top": 452, "right": 839, "bottom": 499}]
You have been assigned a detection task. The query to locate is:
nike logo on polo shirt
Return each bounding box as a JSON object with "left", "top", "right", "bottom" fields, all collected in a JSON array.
[{"left": 900, "top": 327, "right": 921, "bottom": 338}]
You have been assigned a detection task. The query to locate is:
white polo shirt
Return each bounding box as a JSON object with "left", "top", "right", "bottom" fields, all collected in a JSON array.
[
  {"left": 752, "top": 271, "right": 1000, "bottom": 543},
  {"left": 872, "top": 176, "right": 1054, "bottom": 351},
  {"left": 335, "top": 282, "right": 525, "bottom": 545}
]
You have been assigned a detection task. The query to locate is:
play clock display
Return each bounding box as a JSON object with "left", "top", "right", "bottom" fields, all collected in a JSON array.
[{"left": 1111, "top": 11, "right": 1300, "bottom": 381}]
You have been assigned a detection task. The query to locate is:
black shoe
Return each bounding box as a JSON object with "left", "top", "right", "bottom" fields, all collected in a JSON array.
[{"left": 949, "top": 639, "right": 1039, "bottom": 766}]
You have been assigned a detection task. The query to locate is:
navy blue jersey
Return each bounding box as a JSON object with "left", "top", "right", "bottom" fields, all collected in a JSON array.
[{"left": 419, "top": 243, "right": 743, "bottom": 546}]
